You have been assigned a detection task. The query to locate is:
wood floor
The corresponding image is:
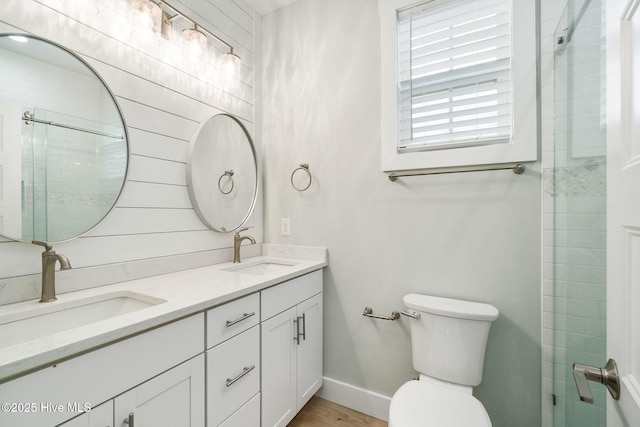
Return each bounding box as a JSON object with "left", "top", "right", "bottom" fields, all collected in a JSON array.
[{"left": 288, "top": 396, "right": 388, "bottom": 427}]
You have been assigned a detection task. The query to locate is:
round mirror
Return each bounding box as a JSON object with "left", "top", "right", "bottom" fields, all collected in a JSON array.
[
  {"left": 0, "top": 34, "right": 128, "bottom": 243},
  {"left": 186, "top": 114, "right": 257, "bottom": 232}
]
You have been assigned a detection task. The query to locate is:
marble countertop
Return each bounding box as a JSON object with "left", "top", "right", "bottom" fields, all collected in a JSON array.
[{"left": 0, "top": 244, "right": 327, "bottom": 383}]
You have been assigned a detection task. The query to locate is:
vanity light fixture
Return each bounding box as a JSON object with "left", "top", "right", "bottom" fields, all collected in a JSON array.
[
  {"left": 219, "top": 49, "right": 241, "bottom": 83},
  {"left": 182, "top": 25, "right": 208, "bottom": 57},
  {"left": 133, "top": 0, "right": 242, "bottom": 84},
  {"left": 131, "top": 0, "right": 162, "bottom": 37}
]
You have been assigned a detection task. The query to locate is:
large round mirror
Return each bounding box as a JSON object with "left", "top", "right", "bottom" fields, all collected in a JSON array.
[
  {"left": 186, "top": 114, "right": 257, "bottom": 232},
  {"left": 0, "top": 34, "right": 128, "bottom": 243}
]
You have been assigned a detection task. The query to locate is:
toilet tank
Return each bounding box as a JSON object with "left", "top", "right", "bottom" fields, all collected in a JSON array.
[{"left": 403, "top": 294, "right": 499, "bottom": 387}]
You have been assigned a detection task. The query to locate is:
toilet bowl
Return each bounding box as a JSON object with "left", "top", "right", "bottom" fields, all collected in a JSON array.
[
  {"left": 388, "top": 294, "right": 499, "bottom": 427},
  {"left": 389, "top": 376, "right": 492, "bottom": 427}
]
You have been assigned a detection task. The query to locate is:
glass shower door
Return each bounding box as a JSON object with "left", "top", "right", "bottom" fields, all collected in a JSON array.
[
  {"left": 21, "top": 107, "right": 126, "bottom": 242},
  {"left": 551, "top": 0, "right": 607, "bottom": 425}
]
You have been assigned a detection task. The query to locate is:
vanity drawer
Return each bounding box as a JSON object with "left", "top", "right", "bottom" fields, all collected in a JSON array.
[
  {"left": 218, "top": 392, "right": 260, "bottom": 427},
  {"left": 261, "top": 269, "right": 322, "bottom": 320},
  {"left": 206, "top": 292, "right": 259, "bottom": 348},
  {"left": 206, "top": 325, "right": 260, "bottom": 427},
  {"left": 0, "top": 314, "right": 204, "bottom": 427}
]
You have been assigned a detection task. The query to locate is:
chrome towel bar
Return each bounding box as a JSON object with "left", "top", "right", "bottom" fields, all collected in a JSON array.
[
  {"left": 387, "top": 163, "right": 525, "bottom": 182},
  {"left": 363, "top": 306, "right": 400, "bottom": 321}
]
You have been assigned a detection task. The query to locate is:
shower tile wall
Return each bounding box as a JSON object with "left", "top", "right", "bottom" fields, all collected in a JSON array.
[{"left": 541, "top": 0, "right": 606, "bottom": 426}]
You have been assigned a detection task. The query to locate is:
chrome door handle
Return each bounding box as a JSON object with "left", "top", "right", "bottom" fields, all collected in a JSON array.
[{"left": 573, "top": 358, "right": 620, "bottom": 403}]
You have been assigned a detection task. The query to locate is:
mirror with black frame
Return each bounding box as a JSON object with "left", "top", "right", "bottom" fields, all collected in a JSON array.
[
  {"left": 0, "top": 34, "right": 129, "bottom": 243},
  {"left": 186, "top": 113, "right": 257, "bottom": 233}
]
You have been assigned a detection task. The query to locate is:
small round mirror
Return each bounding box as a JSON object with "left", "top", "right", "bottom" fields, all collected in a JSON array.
[
  {"left": 186, "top": 114, "right": 257, "bottom": 232},
  {"left": 0, "top": 34, "right": 128, "bottom": 243}
]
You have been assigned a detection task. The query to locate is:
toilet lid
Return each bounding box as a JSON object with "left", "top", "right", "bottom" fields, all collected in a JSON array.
[{"left": 389, "top": 380, "right": 492, "bottom": 427}]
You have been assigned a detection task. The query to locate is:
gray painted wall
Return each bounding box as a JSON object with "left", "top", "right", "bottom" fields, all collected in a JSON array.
[
  {"left": 0, "top": 0, "right": 543, "bottom": 425},
  {"left": 260, "top": 1, "right": 542, "bottom": 425}
]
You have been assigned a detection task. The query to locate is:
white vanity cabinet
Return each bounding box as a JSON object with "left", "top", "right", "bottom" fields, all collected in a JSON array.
[
  {"left": 0, "top": 314, "right": 204, "bottom": 427},
  {"left": 206, "top": 293, "right": 261, "bottom": 427},
  {"left": 58, "top": 401, "right": 113, "bottom": 427},
  {"left": 261, "top": 270, "right": 323, "bottom": 427},
  {"left": 113, "top": 354, "right": 205, "bottom": 427},
  {"left": 61, "top": 355, "right": 205, "bottom": 427},
  {"left": 0, "top": 260, "right": 326, "bottom": 427}
]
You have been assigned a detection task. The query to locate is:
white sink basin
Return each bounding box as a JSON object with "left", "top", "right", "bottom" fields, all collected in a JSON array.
[
  {"left": 221, "top": 260, "right": 298, "bottom": 275},
  {"left": 0, "top": 291, "right": 166, "bottom": 347}
]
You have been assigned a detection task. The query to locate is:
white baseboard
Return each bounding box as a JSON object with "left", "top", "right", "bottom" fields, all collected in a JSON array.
[{"left": 316, "top": 376, "right": 392, "bottom": 422}]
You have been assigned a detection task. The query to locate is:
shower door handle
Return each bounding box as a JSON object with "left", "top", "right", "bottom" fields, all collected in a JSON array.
[{"left": 572, "top": 358, "right": 620, "bottom": 403}]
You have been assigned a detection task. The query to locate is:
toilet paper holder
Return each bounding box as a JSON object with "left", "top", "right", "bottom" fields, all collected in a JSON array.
[
  {"left": 363, "top": 306, "right": 399, "bottom": 321},
  {"left": 363, "top": 307, "right": 421, "bottom": 321}
]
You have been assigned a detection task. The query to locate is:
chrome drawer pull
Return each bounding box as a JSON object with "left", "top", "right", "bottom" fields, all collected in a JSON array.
[
  {"left": 123, "top": 412, "right": 134, "bottom": 427},
  {"left": 226, "top": 312, "right": 256, "bottom": 327},
  {"left": 226, "top": 365, "right": 256, "bottom": 387}
]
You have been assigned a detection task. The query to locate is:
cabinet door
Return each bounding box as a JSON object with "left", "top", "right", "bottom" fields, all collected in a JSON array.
[
  {"left": 261, "top": 307, "right": 297, "bottom": 427},
  {"left": 296, "top": 293, "right": 323, "bottom": 410},
  {"left": 59, "top": 401, "right": 113, "bottom": 427},
  {"left": 114, "top": 354, "right": 205, "bottom": 427}
]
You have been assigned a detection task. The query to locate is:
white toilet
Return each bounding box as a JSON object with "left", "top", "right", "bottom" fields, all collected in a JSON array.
[{"left": 389, "top": 293, "right": 499, "bottom": 427}]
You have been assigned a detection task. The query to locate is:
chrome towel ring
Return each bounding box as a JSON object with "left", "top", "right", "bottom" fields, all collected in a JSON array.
[
  {"left": 218, "top": 170, "right": 234, "bottom": 194},
  {"left": 291, "top": 164, "right": 312, "bottom": 191}
]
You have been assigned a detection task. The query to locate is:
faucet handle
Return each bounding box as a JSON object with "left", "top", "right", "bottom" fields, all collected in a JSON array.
[
  {"left": 32, "top": 241, "right": 53, "bottom": 251},
  {"left": 235, "top": 227, "right": 252, "bottom": 235}
]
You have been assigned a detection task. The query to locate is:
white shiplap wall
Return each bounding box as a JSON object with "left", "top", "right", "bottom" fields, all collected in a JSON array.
[{"left": 0, "top": 0, "right": 262, "bottom": 305}]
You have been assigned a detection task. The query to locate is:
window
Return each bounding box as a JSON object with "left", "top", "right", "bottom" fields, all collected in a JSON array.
[{"left": 379, "top": 0, "right": 537, "bottom": 172}]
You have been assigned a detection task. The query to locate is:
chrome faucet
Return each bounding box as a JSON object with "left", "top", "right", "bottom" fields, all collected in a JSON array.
[
  {"left": 233, "top": 228, "right": 256, "bottom": 263},
  {"left": 32, "top": 241, "right": 72, "bottom": 303}
]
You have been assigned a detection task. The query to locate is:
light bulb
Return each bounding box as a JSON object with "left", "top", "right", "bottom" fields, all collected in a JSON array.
[
  {"left": 131, "top": 0, "right": 162, "bottom": 39},
  {"left": 183, "top": 26, "right": 208, "bottom": 57},
  {"left": 219, "top": 50, "right": 241, "bottom": 85}
]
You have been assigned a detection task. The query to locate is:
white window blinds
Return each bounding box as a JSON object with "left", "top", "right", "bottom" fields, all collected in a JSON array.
[{"left": 397, "top": 0, "right": 512, "bottom": 152}]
